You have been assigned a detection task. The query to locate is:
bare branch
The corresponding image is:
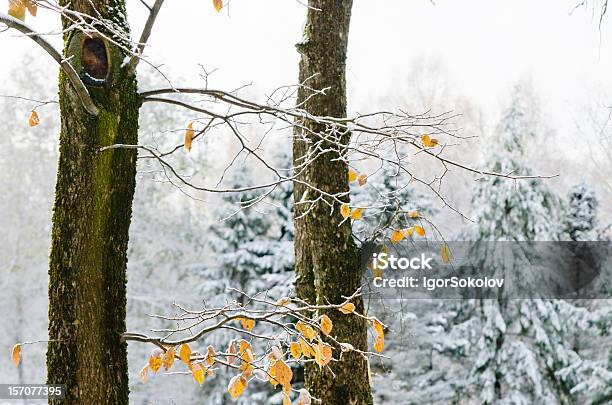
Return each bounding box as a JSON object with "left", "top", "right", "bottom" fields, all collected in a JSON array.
[
  {"left": 0, "top": 12, "right": 99, "bottom": 116},
  {"left": 126, "top": 0, "right": 165, "bottom": 76}
]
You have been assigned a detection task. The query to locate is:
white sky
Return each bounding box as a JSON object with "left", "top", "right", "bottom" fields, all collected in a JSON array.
[{"left": 2, "top": 0, "right": 612, "bottom": 121}]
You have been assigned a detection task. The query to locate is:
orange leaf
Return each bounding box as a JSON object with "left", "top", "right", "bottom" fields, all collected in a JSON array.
[
  {"left": 390, "top": 229, "right": 405, "bottom": 244},
  {"left": 8, "top": 0, "right": 26, "bottom": 21},
  {"left": 184, "top": 122, "right": 194, "bottom": 151},
  {"left": 228, "top": 375, "right": 248, "bottom": 399},
  {"left": 348, "top": 169, "right": 358, "bottom": 183},
  {"left": 239, "top": 317, "right": 254, "bottom": 332},
  {"left": 374, "top": 337, "right": 385, "bottom": 353},
  {"left": 339, "top": 302, "right": 355, "bottom": 314},
  {"left": 299, "top": 337, "right": 314, "bottom": 358},
  {"left": 191, "top": 363, "right": 205, "bottom": 385},
  {"left": 213, "top": 0, "right": 223, "bottom": 12},
  {"left": 350, "top": 208, "right": 363, "bottom": 220},
  {"left": 314, "top": 341, "right": 332, "bottom": 368},
  {"left": 206, "top": 345, "right": 216, "bottom": 366},
  {"left": 162, "top": 346, "right": 175, "bottom": 370},
  {"left": 290, "top": 341, "right": 302, "bottom": 359},
  {"left": 358, "top": 174, "right": 368, "bottom": 186},
  {"left": 276, "top": 296, "right": 291, "bottom": 306},
  {"left": 269, "top": 358, "right": 293, "bottom": 390},
  {"left": 421, "top": 134, "right": 439, "bottom": 148},
  {"left": 414, "top": 225, "right": 426, "bottom": 237},
  {"left": 340, "top": 203, "right": 350, "bottom": 219},
  {"left": 320, "top": 315, "right": 333, "bottom": 336},
  {"left": 28, "top": 111, "right": 39, "bottom": 127},
  {"left": 24, "top": 0, "right": 36, "bottom": 16},
  {"left": 179, "top": 343, "right": 192, "bottom": 365},
  {"left": 149, "top": 348, "right": 162, "bottom": 373},
  {"left": 227, "top": 340, "right": 237, "bottom": 365},
  {"left": 408, "top": 210, "right": 419, "bottom": 219},
  {"left": 11, "top": 344, "right": 21, "bottom": 367}
]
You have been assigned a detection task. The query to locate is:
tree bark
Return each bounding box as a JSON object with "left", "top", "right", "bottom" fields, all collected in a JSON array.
[
  {"left": 293, "top": 1, "right": 373, "bottom": 404},
  {"left": 47, "top": 1, "right": 139, "bottom": 403}
]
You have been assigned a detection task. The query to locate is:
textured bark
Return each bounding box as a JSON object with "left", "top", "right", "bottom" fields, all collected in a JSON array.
[
  {"left": 47, "top": 1, "right": 139, "bottom": 404},
  {"left": 293, "top": 1, "right": 373, "bottom": 404}
]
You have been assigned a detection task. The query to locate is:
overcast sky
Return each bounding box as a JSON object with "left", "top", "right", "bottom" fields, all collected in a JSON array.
[{"left": 2, "top": 0, "right": 612, "bottom": 121}]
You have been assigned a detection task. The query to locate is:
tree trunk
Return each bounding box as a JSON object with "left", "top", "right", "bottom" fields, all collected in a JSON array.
[
  {"left": 47, "top": 2, "right": 139, "bottom": 404},
  {"left": 293, "top": 1, "right": 373, "bottom": 404}
]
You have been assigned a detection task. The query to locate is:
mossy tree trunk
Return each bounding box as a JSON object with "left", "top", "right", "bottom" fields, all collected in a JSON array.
[
  {"left": 293, "top": 1, "right": 373, "bottom": 404},
  {"left": 47, "top": 1, "right": 139, "bottom": 404}
]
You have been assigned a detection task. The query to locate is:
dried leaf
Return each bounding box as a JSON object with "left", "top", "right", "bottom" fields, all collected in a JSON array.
[
  {"left": 374, "top": 337, "right": 385, "bottom": 353},
  {"left": 303, "top": 324, "right": 317, "bottom": 341},
  {"left": 149, "top": 348, "right": 162, "bottom": 373},
  {"left": 402, "top": 227, "right": 414, "bottom": 237},
  {"left": 350, "top": 208, "right": 363, "bottom": 220},
  {"left": 348, "top": 169, "right": 358, "bottom": 182},
  {"left": 8, "top": 0, "right": 26, "bottom": 21},
  {"left": 340, "top": 203, "right": 350, "bottom": 219},
  {"left": 390, "top": 229, "right": 405, "bottom": 244},
  {"left": 24, "top": 0, "right": 36, "bottom": 16},
  {"left": 290, "top": 341, "right": 302, "bottom": 359},
  {"left": 184, "top": 122, "right": 194, "bottom": 151},
  {"left": 191, "top": 363, "right": 205, "bottom": 385},
  {"left": 320, "top": 315, "right": 333, "bottom": 336},
  {"left": 421, "top": 134, "right": 439, "bottom": 148},
  {"left": 139, "top": 364, "right": 149, "bottom": 383},
  {"left": 206, "top": 345, "right": 216, "bottom": 366},
  {"left": 283, "top": 392, "right": 292, "bottom": 405},
  {"left": 28, "top": 110, "right": 40, "bottom": 127},
  {"left": 339, "top": 302, "right": 355, "bottom": 315},
  {"left": 227, "top": 340, "right": 237, "bottom": 365},
  {"left": 441, "top": 243, "right": 451, "bottom": 264},
  {"left": 228, "top": 375, "right": 248, "bottom": 399},
  {"left": 358, "top": 174, "right": 368, "bottom": 186},
  {"left": 314, "top": 341, "right": 332, "bottom": 368},
  {"left": 179, "top": 343, "right": 192, "bottom": 365},
  {"left": 276, "top": 296, "right": 291, "bottom": 306},
  {"left": 11, "top": 344, "right": 21, "bottom": 367},
  {"left": 162, "top": 346, "right": 175, "bottom": 370},
  {"left": 408, "top": 210, "right": 419, "bottom": 219},
  {"left": 213, "top": 0, "right": 223, "bottom": 12},
  {"left": 414, "top": 225, "right": 426, "bottom": 237},
  {"left": 269, "top": 358, "right": 293, "bottom": 390},
  {"left": 299, "top": 337, "right": 314, "bottom": 358},
  {"left": 239, "top": 317, "right": 254, "bottom": 332}
]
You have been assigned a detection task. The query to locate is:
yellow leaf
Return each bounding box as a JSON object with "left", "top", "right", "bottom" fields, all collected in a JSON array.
[
  {"left": 11, "top": 344, "right": 21, "bottom": 367},
  {"left": 283, "top": 391, "right": 292, "bottom": 405},
  {"left": 276, "top": 296, "right": 291, "bottom": 306},
  {"left": 162, "top": 346, "right": 175, "bottom": 370},
  {"left": 374, "top": 337, "right": 385, "bottom": 353},
  {"left": 179, "top": 343, "right": 192, "bottom": 365},
  {"left": 184, "top": 122, "right": 194, "bottom": 151},
  {"left": 340, "top": 203, "right": 350, "bottom": 219},
  {"left": 372, "top": 318, "right": 384, "bottom": 341},
  {"left": 348, "top": 169, "right": 358, "bottom": 183},
  {"left": 408, "top": 210, "right": 419, "bottom": 219},
  {"left": 303, "top": 325, "right": 317, "bottom": 341},
  {"left": 28, "top": 110, "right": 40, "bottom": 127},
  {"left": 402, "top": 227, "right": 414, "bottom": 237},
  {"left": 290, "top": 341, "right": 302, "bottom": 359},
  {"left": 358, "top": 174, "right": 368, "bottom": 186},
  {"left": 238, "top": 339, "right": 252, "bottom": 354},
  {"left": 239, "top": 317, "right": 254, "bottom": 332},
  {"left": 350, "top": 208, "right": 363, "bottom": 220},
  {"left": 8, "top": 0, "right": 26, "bottom": 21},
  {"left": 414, "top": 225, "right": 425, "bottom": 237},
  {"left": 299, "top": 337, "right": 314, "bottom": 358},
  {"left": 339, "top": 302, "right": 355, "bottom": 315},
  {"left": 206, "top": 345, "right": 216, "bottom": 366},
  {"left": 139, "top": 364, "right": 149, "bottom": 383},
  {"left": 390, "top": 229, "right": 405, "bottom": 244},
  {"left": 441, "top": 243, "right": 451, "bottom": 263},
  {"left": 320, "top": 315, "right": 333, "bottom": 336},
  {"left": 240, "top": 348, "right": 255, "bottom": 373},
  {"left": 228, "top": 375, "right": 248, "bottom": 399},
  {"left": 213, "top": 0, "right": 223, "bottom": 12},
  {"left": 269, "top": 358, "right": 293, "bottom": 390},
  {"left": 149, "top": 349, "right": 162, "bottom": 373},
  {"left": 192, "top": 363, "right": 205, "bottom": 385},
  {"left": 421, "top": 134, "right": 439, "bottom": 148}
]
